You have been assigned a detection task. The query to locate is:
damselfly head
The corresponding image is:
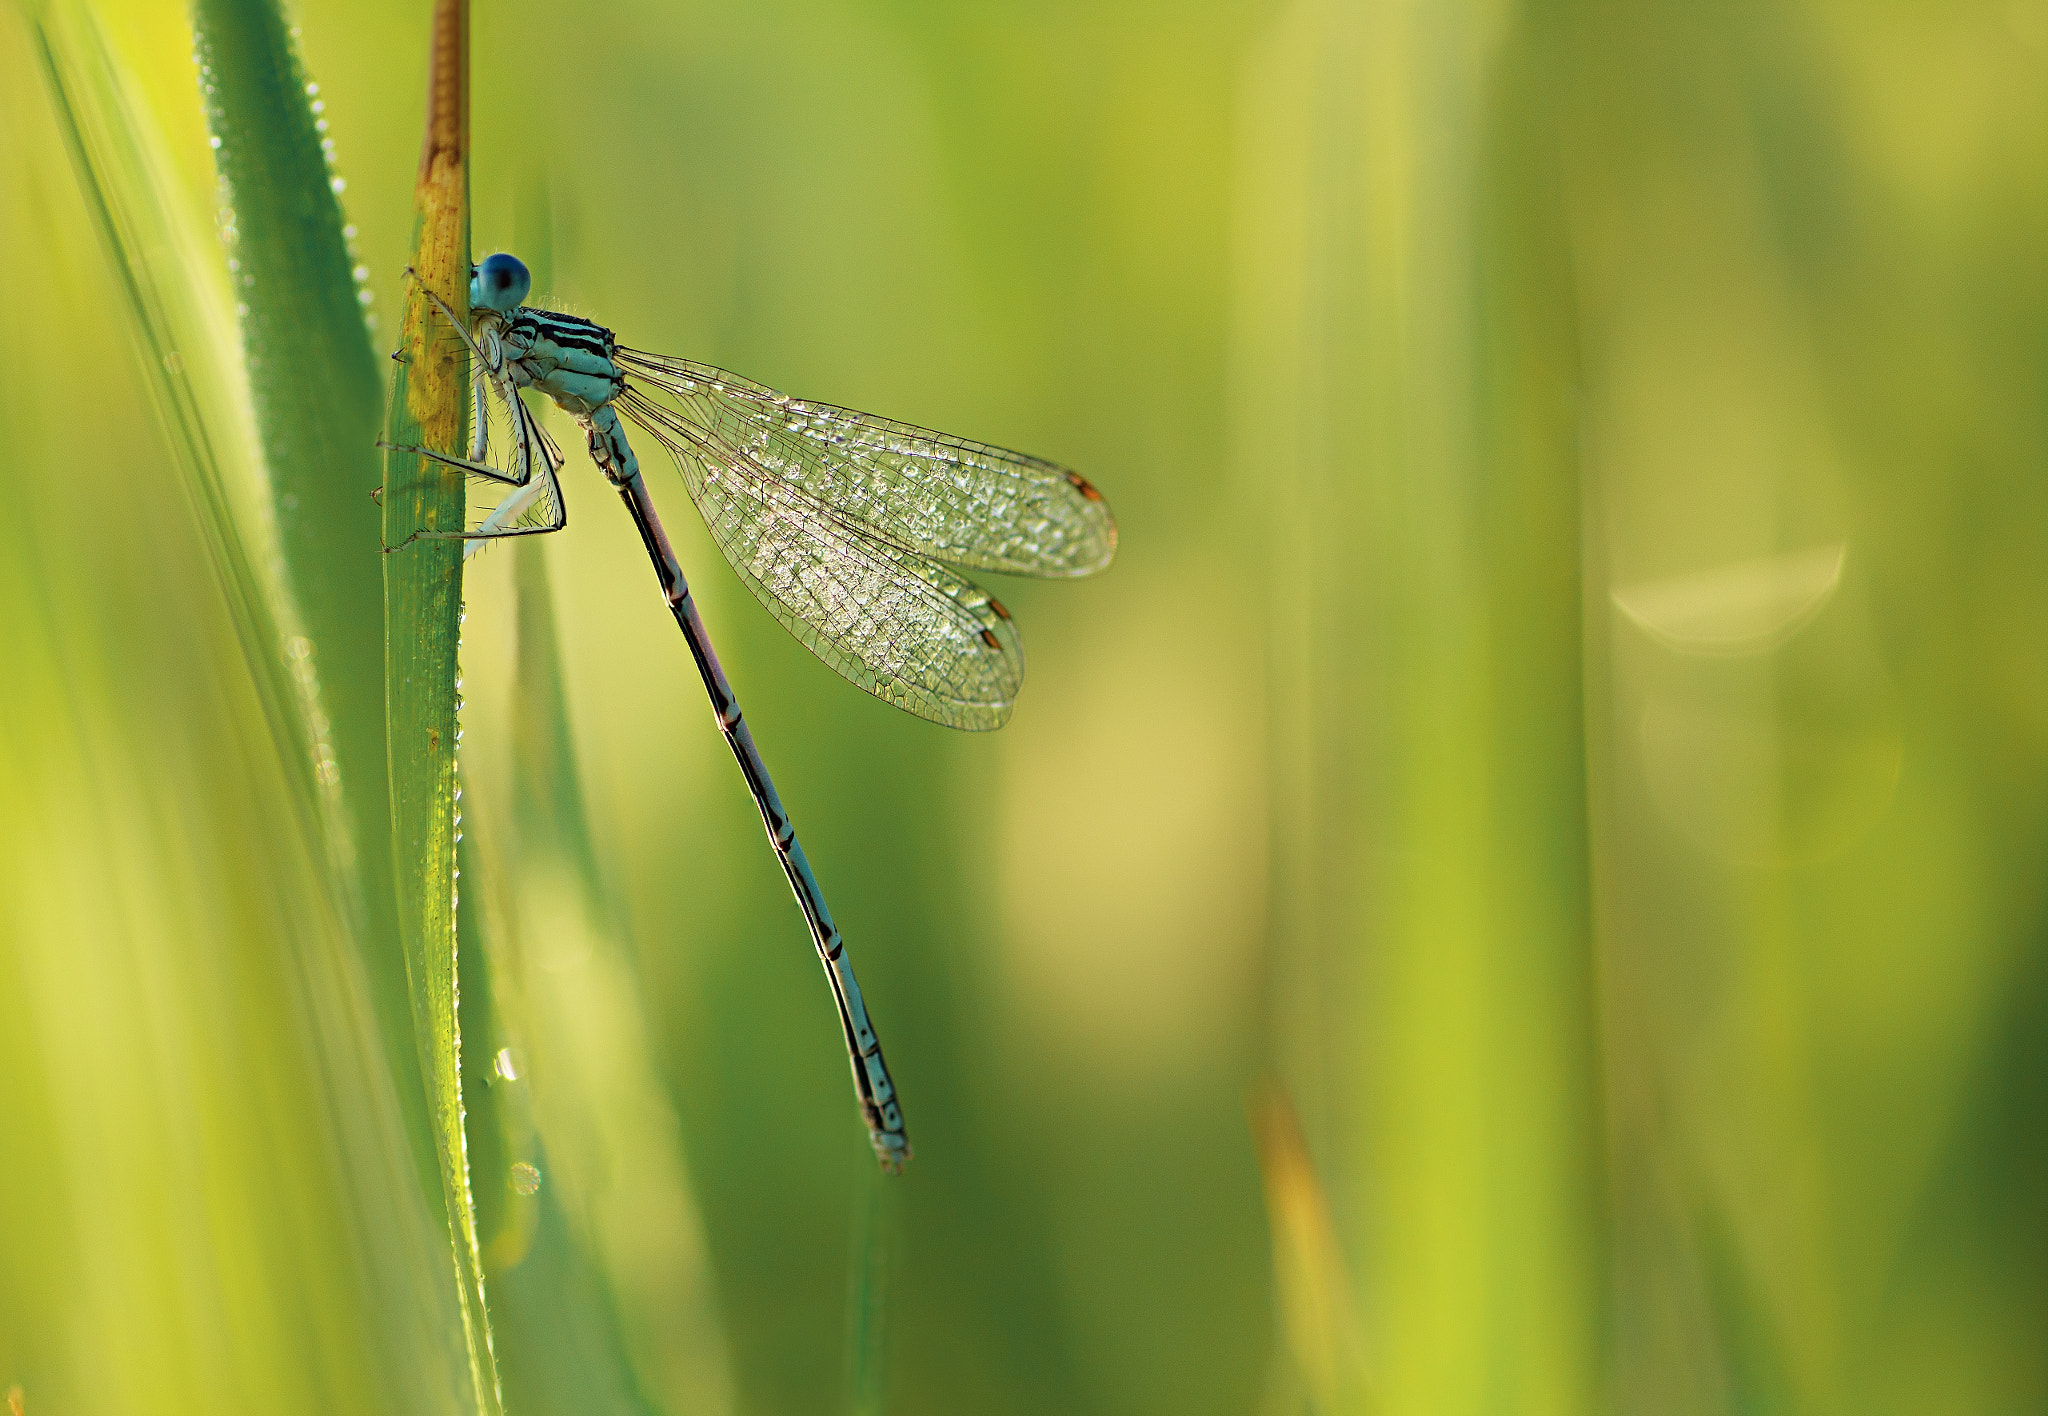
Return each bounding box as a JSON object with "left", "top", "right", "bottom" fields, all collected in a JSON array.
[{"left": 471, "top": 252, "right": 530, "bottom": 314}]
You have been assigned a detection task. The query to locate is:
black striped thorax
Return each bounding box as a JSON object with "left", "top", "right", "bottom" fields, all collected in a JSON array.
[
  {"left": 497, "top": 306, "right": 625, "bottom": 416},
  {"left": 503, "top": 307, "right": 617, "bottom": 366}
]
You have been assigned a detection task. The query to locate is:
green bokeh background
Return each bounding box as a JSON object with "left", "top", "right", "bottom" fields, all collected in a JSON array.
[{"left": 5, "top": 1, "right": 2048, "bottom": 1414}]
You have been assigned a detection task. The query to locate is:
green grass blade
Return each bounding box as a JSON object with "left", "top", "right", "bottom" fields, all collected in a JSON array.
[
  {"left": 846, "top": 1170, "right": 889, "bottom": 1416},
  {"left": 188, "top": 0, "right": 430, "bottom": 1204},
  {"left": 455, "top": 533, "right": 734, "bottom": 1416},
  {"left": 1238, "top": 6, "right": 1601, "bottom": 1410},
  {"left": 32, "top": 5, "right": 316, "bottom": 853},
  {"left": 456, "top": 816, "right": 666, "bottom": 1416},
  {"left": 381, "top": 4, "right": 501, "bottom": 1413},
  {"left": 14, "top": 3, "right": 471, "bottom": 1410}
]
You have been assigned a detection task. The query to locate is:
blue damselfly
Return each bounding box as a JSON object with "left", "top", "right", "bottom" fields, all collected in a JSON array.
[{"left": 382, "top": 253, "right": 1117, "bottom": 1169}]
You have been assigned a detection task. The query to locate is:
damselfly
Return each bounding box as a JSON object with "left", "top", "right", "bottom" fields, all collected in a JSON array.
[{"left": 382, "top": 253, "right": 1117, "bottom": 1170}]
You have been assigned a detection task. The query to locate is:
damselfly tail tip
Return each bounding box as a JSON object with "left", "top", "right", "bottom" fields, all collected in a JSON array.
[{"left": 871, "top": 1131, "right": 913, "bottom": 1173}]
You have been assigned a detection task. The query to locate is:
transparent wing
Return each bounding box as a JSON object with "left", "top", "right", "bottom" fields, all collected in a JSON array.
[
  {"left": 618, "top": 388, "right": 1024, "bottom": 730},
  {"left": 473, "top": 355, "right": 523, "bottom": 477},
  {"left": 466, "top": 396, "right": 566, "bottom": 546},
  {"left": 388, "top": 369, "right": 567, "bottom": 547},
  {"left": 464, "top": 374, "right": 565, "bottom": 541},
  {"left": 614, "top": 348, "right": 1116, "bottom": 578}
]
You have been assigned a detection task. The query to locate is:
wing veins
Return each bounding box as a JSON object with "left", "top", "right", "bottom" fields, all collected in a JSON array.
[
  {"left": 615, "top": 349, "right": 1115, "bottom": 578},
  {"left": 617, "top": 390, "right": 1023, "bottom": 728}
]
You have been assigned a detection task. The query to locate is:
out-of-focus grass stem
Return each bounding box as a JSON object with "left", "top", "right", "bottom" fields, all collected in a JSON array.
[{"left": 847, "top": 1168, "right": 890, "bottom": 1416}]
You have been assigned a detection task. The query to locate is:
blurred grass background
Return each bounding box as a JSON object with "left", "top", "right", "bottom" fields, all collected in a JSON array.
[{"left": 4, "top": 0, "right": 2048, "bottom": 1414}]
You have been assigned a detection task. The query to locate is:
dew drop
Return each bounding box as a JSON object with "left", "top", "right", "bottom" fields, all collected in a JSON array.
[
  {"left": 208, "top": 134, "right": 222, "bottom": 150},
  {"left": 509, "top": 1162, "right": 542, "bottom": 1196},
  {"left": 493, "top": 1048, "right": 521, "bottom": 1081},
  {"left": 330, "top": 176, "right": 346, "bottom": 193}
]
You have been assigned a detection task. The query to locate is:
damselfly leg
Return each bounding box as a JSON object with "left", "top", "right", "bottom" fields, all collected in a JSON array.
[{"left": 381, "top": 274, "right": 567, "bottom": 554}]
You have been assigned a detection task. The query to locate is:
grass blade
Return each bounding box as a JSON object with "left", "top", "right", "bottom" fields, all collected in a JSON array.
[
  {"left": 17, "top": 2, "right": 470, "bottom": 1410},
  {"left": 1249, "top": 1085, "right": 1366, "bottom": 1415},
  {"left": 380, "top": 2, "right": 501, "bottom": 1412},
  {"left": 456, "top": 815, "right": 666, "bottom": 1416},
  {"left": 1238, "top": 5, "right": 1602, "bottom": 1408},
  {"left": 189, "top": 0, "right": 428, "bottom": 1199},
  {"left": 34, "top": 5, "right": 313, "bottom": 837},
  {"left": 846, "top": 1170, "right": 889, "bottom": 1416},
  {"left": 455, "top": 531, "right": 734, "bottom": 1415}
]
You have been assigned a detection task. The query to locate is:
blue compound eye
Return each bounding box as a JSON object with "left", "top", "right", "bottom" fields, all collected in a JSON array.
[{"left": 471, "top": 252, "right": 530, "bottom": 312}]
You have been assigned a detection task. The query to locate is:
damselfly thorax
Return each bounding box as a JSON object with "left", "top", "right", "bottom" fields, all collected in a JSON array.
[
  {"left": 489, "top": 308, "right": 625, "bottom": 420},
  {"left": 380, "top": 251, "right": 1116, "bottom": 1170}
]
